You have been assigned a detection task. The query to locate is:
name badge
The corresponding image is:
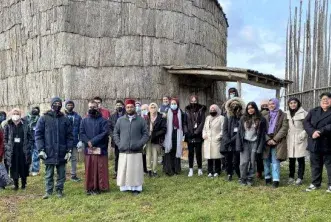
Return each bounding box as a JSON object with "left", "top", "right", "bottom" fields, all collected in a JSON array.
[
  {"left": 14, "top": 138, "right": 21, "bottom": 143},
  {"left": 194, "top": 123, "right": 198, "bottom": 129},
  {"left": 33, "top": 127, "right": 36, "bottom": 131},
  {"left": 234, "top": 127, "right": 238, "bottom": 133}
]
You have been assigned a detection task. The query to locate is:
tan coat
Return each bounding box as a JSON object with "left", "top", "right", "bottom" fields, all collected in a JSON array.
[
  {"left": 285, "top": 107, "right": 308, "bottom": 158},
  {"left": 264, "top": 110, "right": 289, "bottom": 161},
  {"left": 203, "top": 115, "right": 224, "bottom": 159}
]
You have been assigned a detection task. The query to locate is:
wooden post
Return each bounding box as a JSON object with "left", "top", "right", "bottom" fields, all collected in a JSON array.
[
  {"left": 276, "top": 89, "right": 280, "bottom": 99},
  {"left": 237, "top": 81, "right": 242, "bottom": 97}
]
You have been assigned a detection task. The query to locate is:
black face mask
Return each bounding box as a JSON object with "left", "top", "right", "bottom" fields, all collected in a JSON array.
[
  {"left": 261, "top": 107, "right": 269, "bottom": 112},
  {"left": 210, "top": 112, "right": 217, "bottom": 117},
  {"left": 66, "top": 107, "right": 74, "bottom": 113},
  {"left": 88, "top": 109, "right": 98, "bottom": 116},
  {"left": 117, "top": 107, "right": 123, "bottom": 113},
  {"left": 52, "top": 105, "right": 62, "bottom": 112},
  {"left": 31, "top": 109, "right": 40, "bottom": 116}
]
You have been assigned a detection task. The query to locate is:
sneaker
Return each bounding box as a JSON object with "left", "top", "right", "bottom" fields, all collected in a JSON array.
[
  {"left": 272, "top": 181, "right": 279, "bottom": 188},
  {"left": 86, "top": 190, "right": 93, "bottom": 196},
  {"left": 112, "top": 173, "right": 117, "bottom": 180},
  {"left": 247, "top": 179, "right": 253, "bottom": 186},
  {"left": 71, "top": 176, "right": 81, "bottom": 182},
  {"left": 57, "top": 190, "right": 64, "bottom": 198},
  {"left": 265, "top": 178, "right": 272, "bottom": 186},
  {"left": 306, "top": 184, "right": 319, "bottom": 192},
  {"left": 148, "top": 171, "right": 152, "bottom": 177},
  {"left": 42, "top": 193, "right": 51, "bottom": 199},
  {"left": 326, "top": 186, "right": 331, "bottom": 193},
  {"left": 227, "top": 175, "right": 232, "bottom": 181},
  {"left": 208, "top": 173, "right": 213, "bottom": 178},
  {"left": 188, "top": 169, "right": 193, "bottom": 177},
  {"left": 213, "top": 173, "right": 219, "bottom": 177},
  {"left": 198, "top": 169, "right": 203, "bottom": 176},
  {"left": 288, "top": 177, "right": 295, "bottom": 185},
  {"left": 152, "top": 172, "right": 158, "bottom": 177},
  {"left": 239, "top": 180, "right": 247, "bottom": 186},
  {"left": 132, "top": 191, "right": 141, "bottom": 196},
  {"left": 31, "top": 172, "right": 39, "bottom": 177},
  {"left": 295, "top": 178, "right": 303, "bottom": 186}
]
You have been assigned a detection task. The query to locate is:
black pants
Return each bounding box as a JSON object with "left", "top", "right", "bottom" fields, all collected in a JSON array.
[
  {"left": 14, "top": 177, "right": 26, "bottom": 188},
  {"left": 114, "top": 145, "right": 119, "bottom": 173},
  {"left": 256, "top": 153, "right": 264, "bottom": 175},
  {"left": 208, "top": 159, "right": 221, "bottom": 174},
  {"left": 289, "top": 157, "right": 305, "bottom": 179},
  {"left": 310, "top": 152, "right": 331, "bottom": 187},
  {"left": 188, "top": 142, "right": 202, "bottom": 168},
  {"left": 226, "top": 151, "right": 240, "bottom": 178},
  {"left": 143, "top": 154, "right": 147, "bottom": 173}
]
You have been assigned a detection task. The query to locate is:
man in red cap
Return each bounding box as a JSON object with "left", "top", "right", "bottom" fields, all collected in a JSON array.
[{"left": 113, "top": 99, "right": 149, "bottom": 195}]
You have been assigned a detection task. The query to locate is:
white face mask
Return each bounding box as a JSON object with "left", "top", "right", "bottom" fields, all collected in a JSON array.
[
  {"left": 12, "top": 115, "right": 20, "bottom": 121},
  {"left": 229, "top": 93, "right": 236, "bottom": 99}
]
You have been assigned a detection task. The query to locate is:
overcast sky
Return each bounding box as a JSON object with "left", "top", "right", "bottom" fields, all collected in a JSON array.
[{"left": 218, "top": 0, "right": 291, "bottom": 106}]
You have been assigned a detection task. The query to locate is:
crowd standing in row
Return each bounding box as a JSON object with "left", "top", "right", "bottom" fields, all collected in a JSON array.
[{"left": 1, "top": 90, "right": 331, "bottom": 198}]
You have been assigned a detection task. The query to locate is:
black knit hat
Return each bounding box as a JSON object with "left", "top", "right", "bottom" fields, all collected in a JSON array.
[
  {"left": 65, "top": 100, "right": 75, "bottom": 108},
  {"left": 50, "top": 97, "right": 62, "bottom": 107}
]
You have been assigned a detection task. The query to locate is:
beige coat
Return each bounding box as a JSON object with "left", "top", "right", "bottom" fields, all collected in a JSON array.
[
  {"left": 203, "top": 115, "right": 224, "bottom": 159},
  {"left": 285, "top": 107, "right": 308, "bottom": 158}
]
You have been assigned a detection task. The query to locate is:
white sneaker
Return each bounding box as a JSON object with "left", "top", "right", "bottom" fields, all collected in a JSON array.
[
  {"left": 208, "top": 173, "right": 213, "bottom": 178},
  {"left": 306, "top": 184, "right": 319, "bottom": 192},
  {"left": 326, "top": 186, "right": 331, "bottom": 193},
  {"left": 213, "top": 173, "right": 219, "bottom": 177},
  {"left": 198, "top": 169, "right": 203, "bottom": 176},
  {"left": 31, "top": 172, "right": 39, "bottom": 177},
  {"left": 188, "top": 169, "right": 193, "bottom": 177},
  {"left": 295, "top": 178, "right": 303, "bottom": 186}
]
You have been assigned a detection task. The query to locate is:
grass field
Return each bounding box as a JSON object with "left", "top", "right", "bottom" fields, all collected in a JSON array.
[{"left": 1, "top": 159, "right": 331, "bottom": 222}]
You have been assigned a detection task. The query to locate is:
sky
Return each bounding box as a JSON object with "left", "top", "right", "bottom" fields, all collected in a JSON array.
[{"left": 218, "top": 0, "right": 292, "bottom": 106}]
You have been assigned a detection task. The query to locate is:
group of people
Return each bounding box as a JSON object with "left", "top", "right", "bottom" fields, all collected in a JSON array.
[{"left": 1, "top": 88, "right": 331, "bottom": 199}]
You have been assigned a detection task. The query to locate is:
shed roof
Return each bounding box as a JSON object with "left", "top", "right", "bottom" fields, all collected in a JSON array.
[{"left": 163, "top": 65, "right": 292, "bottom": 90}]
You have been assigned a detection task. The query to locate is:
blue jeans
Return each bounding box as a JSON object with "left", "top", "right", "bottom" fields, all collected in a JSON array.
[
  {"left": 31, "top": 144, "right": 40, "bottom": 173},
  {"left": 264, "top": 147, "right": 280, "bottom": 182},
  {"left": 45, "top": 164, "right": 66, "bottom": 194}
]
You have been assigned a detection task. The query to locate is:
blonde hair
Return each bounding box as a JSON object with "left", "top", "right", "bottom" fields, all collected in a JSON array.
[
  {"left": 149, "top": 102, "right": 159, "bottom": 111},
  {"left": 11, "top": 108, "right": 21, "bottom": 116}
]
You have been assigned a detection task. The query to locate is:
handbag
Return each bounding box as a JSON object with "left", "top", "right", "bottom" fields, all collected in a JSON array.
[{"left": 0, "top": 163, "right": 13, "bottom": 187}]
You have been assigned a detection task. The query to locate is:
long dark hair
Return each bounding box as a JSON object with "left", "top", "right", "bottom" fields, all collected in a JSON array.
[{"left": 243, "top": 102, "right": 262, "bottom": 129}]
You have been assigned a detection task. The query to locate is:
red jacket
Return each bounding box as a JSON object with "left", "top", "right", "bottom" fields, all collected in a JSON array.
[
  {"left": 99, "top": 107, "right": 111, "bottom": 120},
  {"left": 0, "top": 130, "right": 4, "bottom": 160}
]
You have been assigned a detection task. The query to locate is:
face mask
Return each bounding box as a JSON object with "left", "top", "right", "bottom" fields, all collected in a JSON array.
[
  {"left": 136, "top": 106, "right": 141, "bottom": 112},
  {"left": 170, "top": 104, "right": 178, "bottom": 110},
  {"left": 210, "top": 112, "right": 217, "bottom": 117},
  {"left": 12, "top": 115, "right": 20, "bottom": 121},
  {"left": 142, "top": 110, "right": 148, "bottom": 116},
  {"left": 261, "top": 107, "right": 269, "bottom": 112},
  {"left": 190, "top": 103, "right": 197, "bottom": 107},
  {"left": 117, "top": 107, "right": 123, "bottom": 113},
  {"left": 88, "top": 109, "right": 98, "bottom": 116},
  {"left": 66, "top": 107, "right": 74, "bottom": 113},
  {"left": 31, "top": 109, "right": 40, "bottom": 116},
  {"left": 52, "top": 105, "right": 62, "bottom": 112},
  {"left": 229, "top": 93, "right": 236, "bottom": 99}
]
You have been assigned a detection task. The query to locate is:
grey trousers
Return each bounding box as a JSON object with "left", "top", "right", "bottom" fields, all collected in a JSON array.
[
  {"left": 70, "top": 147, "right": 78, "bottom": 176},
  {"left": 240, "top": 140, "right": 257, "bottom": 181}
]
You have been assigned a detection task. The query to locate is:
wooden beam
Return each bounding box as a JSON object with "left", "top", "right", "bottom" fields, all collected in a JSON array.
[
  {"left": 276, "top": 89, "right": 281, "bottom": 99},
  {"left": 237, "top": 81, "right": 242, "bottom": 97}
]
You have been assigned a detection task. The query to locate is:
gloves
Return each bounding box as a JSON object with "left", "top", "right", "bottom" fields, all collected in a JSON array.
[
  {"left": 77, "top": 141, "right": 85, "bottom": 152},
  {"left": 38, "top": 151, "right": 47, "bottom": 160},
  {"left": 64, "top": 152, "right": 72, "bottom": 161}
]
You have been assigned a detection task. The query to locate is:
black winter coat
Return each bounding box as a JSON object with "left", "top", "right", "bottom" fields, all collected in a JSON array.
[
  {"left": 35, "top": 111, "right": 74, "bottom": 165},
  {"left": 184, "top": 104, "right": 207, "bottom": 143},
  {"left": 220, "top": 116, "right": 241, "bottom": 153},
  {"left": 236, "top": 116, "right": 267, "bottom": 154},
  {"left": 304, "top": 107, "right": 331, "bottom": 153},
  {"left": 147, "top": 112, "right": 167, "bottom": 144}
]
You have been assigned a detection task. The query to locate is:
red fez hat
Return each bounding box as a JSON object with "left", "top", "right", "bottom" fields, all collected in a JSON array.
[{"left": 125, "top": 99, "right": 136, "bottom": 106}]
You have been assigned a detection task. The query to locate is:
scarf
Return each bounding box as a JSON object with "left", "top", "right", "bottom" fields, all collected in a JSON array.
[
  {"left": 163, "top": 109, "right": 183, "bottom": 158},
  {"left": 268, "top": 98, "right": 280, "bottom": 134},
  {"left": 172, "top": 109, "right": 179, "bottom": 129}
]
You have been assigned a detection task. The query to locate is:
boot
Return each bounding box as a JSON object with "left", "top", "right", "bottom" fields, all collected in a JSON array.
[
  {"left": 21, "top": 178, "right": 27, "bottom": 190},
  {"left": 13, "top": 179, "right": 19, "bottom": 191}
]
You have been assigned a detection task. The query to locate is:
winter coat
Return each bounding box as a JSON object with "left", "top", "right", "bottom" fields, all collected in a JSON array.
[
  {"left": 4, "top": 119, "right": 32, "bottom": 168},
  {"left": 0, "top": 130, "right": 4, "bottom": 162},
  {"left": 304, "top": 107, "right": 331, "bottom": 153},
  {"left": 65, "top": 111, "right": 82, "bottom": 146},
  {"left": 147, "top": 112, "right": 167, "bottom": 145},
  {"left": 264, "top": 110, "right": 289, "bottom": 161},
  {"left": 220, "top": 97, "right": 246, "bottom": 153},
  {"left": 184, "top": 104, "right": 207, "bottom": 143},
  {"left": 285, "top": 107, "right": 308, "bottom": 158},
  {"left": 80, "top": 114, "right": 109, "bottom": 156},
  {"left": 203, "top": 115, "right": 224, "bottom": 159},
  {"left": 23, "top": 114, "right": 40, "bottom": 143},
  {"left": 35, "top": 111, "right": 74, "bottom": 165},
  {"left": 113, "top": 114, "right": 149, "bottom": 153},
  {"left": 236, "top": 116, "right": 267, "bottom": 154},
  {"left": 109, "top": 111, "right": 126, "bottom": 147}
]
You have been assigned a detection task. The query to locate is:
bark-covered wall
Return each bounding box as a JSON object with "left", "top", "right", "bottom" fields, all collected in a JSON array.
[{"left": 0, "top": 0, "right": 228, "bottom": 114}]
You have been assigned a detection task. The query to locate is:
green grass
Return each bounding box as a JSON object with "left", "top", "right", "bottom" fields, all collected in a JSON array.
[{"left": 1, "top": 160, "right": 331, "bottom": 222}]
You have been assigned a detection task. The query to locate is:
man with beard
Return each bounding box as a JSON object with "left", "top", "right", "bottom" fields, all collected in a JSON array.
[
  {"left": 109, "top": 100, "right": 125, "bottom": 179},
  {"left": 80, "top": 101, "right": 110, "bottom": 195},
  {"left": 113, "top": 99, "right": 149, "bottom": 195},
  {"left": 64, "top": 100, "right": 82, "bottom": 182},
  {"left": 35, "top": 97, "right": 73, "bottom": 199}
]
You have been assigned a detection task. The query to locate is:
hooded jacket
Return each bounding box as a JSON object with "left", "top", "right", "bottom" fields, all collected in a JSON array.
[
  {"left": 220, "top": 97, "right": 246, "bottom": 153},
  {"left": 184, "top": 104, "right": 207, "bottom": 143}
]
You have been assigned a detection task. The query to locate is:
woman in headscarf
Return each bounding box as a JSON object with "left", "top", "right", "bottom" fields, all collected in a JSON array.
[
  {"left": 140, "top": 104, "right": 149, "bottom": 174},
  {"left": 163, "top": 98, "right": 186, "bottom": 176},
  {"left": 263, "top": 98, "right": 289, "bottom": 188},
  {"left": 4, "top": 108, "right": 32, "bottom": 190},
  {"left": 285, "top": 98, "right": 308, "bottom": 186},
  {"left": 202, "top": 104, "right": 224, "bottom": 178},
  {"left": 236, "top": 102, "right": 266, "bottom": 186}
]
